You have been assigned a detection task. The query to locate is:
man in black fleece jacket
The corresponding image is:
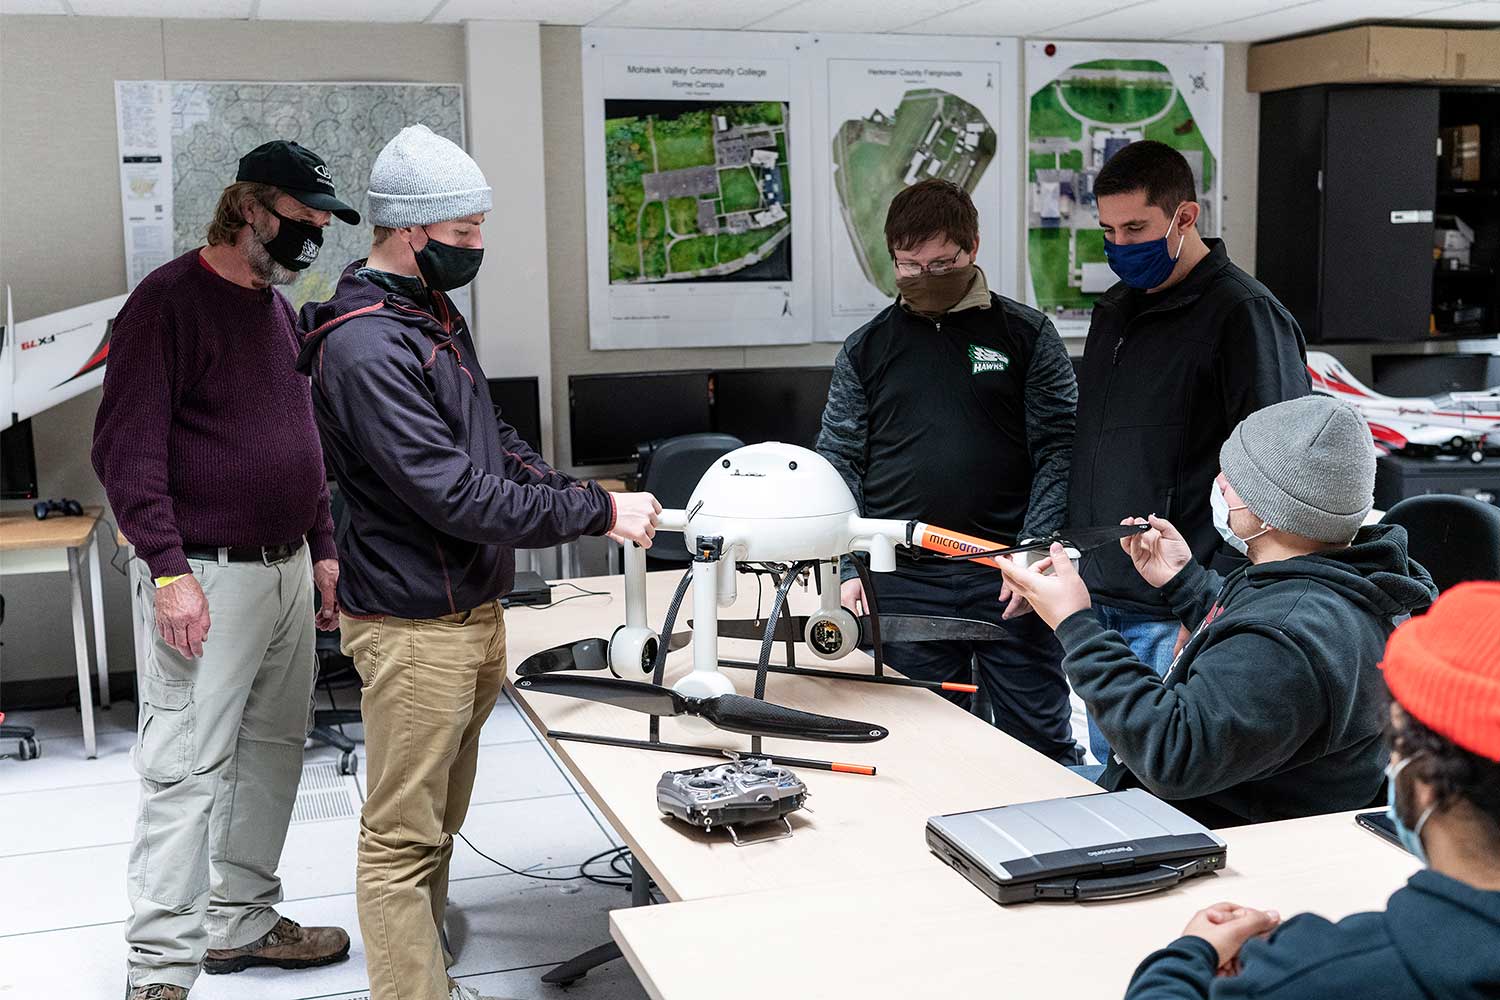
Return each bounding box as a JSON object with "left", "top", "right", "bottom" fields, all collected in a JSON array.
[
  {"left": 998, "top": 395, "right": 1435, "bottom": 826},
  {"left": 1122, "top": 581, "right": 1500, "bottom": 1000}
]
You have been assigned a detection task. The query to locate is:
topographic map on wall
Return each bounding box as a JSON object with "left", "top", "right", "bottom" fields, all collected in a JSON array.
[{"left": 114, "top": 80, "right": 465, "bottom": 310}]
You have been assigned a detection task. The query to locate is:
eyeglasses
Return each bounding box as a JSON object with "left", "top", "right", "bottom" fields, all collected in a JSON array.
[{"left": 892, "top": 252, "right": 968, "bottom": 278}]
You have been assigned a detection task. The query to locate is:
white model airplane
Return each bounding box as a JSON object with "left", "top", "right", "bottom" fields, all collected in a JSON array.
[
  {"left": 1, "top": 287, "right": 124, "bottom": 425},
  {"left": 1307, "top": 350, "right": 1500, "bottom": 464},
  {"left": 515, "top": 443, "right": 1143, "bottom": 758}
]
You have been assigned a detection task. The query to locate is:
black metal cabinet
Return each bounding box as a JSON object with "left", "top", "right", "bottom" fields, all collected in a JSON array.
[{"left": 1257, "top": 86, "right": 1439, "bottom": 343}]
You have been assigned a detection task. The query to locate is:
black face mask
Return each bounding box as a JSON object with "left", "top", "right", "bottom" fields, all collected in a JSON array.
[
  {"left": 261, "top": 210, "right": 323, "bottom": 271},
  {"left": 413, "top": 228, "right": 483, "bottom": 291}
]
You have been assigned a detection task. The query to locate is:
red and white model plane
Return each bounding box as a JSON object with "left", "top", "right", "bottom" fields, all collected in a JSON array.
[{"left": 1307, "top": 350, "right": 1500, "bottom": 464}]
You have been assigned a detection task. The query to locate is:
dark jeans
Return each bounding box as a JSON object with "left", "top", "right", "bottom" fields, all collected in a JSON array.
[{"left": 868, "top": 558, "right": 1084, "bottom": 765}]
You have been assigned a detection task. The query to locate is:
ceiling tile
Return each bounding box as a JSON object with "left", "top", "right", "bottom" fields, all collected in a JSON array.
[
  {"left": 1398, "top": 0, "right": 1500, "bottom": 20},
  {"left": 1036, "top": 0, "right": 1292, "bottom": 40},
  {"left": 1177, "top": 0, "right": 1465, "bottom": 42},
  {"left": 433, "top": 0, "right": 623, "bottom": 22},
  {"left": 746, "top": 0, "right": 981, "bottom": 33},
  {"left": 68, "top": 0, "right": 252, "bottom": 14},
  {"left": 254, "top": 0, "right": 433, "bottom": 19},
  {"left": 592, "top": 0, "right": 770, "bottom": 28},
  {"left": 900, "top": 1, "right": 1116, "bottom": 36},
  {"left": 0, "top": 0, "right": 68, "bottom": 13}
]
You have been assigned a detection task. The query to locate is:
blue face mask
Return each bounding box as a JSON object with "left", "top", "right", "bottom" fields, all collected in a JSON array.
[
  {"left": 1103, "top": 203, "right": 1187, "bottom": 290},
  {"left": 1386, "top": 755, "right": 1435, "bottom": 865}
]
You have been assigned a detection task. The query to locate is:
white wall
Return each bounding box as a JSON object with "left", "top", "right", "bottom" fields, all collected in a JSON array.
[{"left": 0, "top": 15, "right": 1265, "bottom": 685}]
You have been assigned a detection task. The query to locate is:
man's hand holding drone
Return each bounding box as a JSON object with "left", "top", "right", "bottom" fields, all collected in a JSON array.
[
  {"left": 994, "top": 543, "right": 1091, "bottom": 630},
  {"left": 607, "top": 491, "right": 663, "bottom": 549}
]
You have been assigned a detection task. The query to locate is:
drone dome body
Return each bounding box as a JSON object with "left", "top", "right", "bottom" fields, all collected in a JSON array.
[{"left": 680, "top": 443, "right": 893, "bottom": 564}]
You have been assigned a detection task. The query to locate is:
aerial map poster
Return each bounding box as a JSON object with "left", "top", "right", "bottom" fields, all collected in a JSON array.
[
  {"left": 1023, "top": 41, "right": 1222, "bottom": 337},
  {"left": 812, "top": 36, "right": 1018, "bottom": 342},
  {"left": 583, "top": 28, "right": 812, "bottom": 350},
  {"left": 114, "top": 80, "right": 467, "bottom": 313}
]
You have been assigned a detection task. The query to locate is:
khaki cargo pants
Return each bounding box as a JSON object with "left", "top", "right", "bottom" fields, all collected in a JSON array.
[
  {"left": 126, "top": 549, "right": 317, "bottom": 992},
  {"left": 340, "top": 601, "right": 507, "bottom": 1000}
]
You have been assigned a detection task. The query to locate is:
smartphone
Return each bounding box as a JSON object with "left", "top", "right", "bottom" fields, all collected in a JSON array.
[{"left": 1355, "top": 809, "right": 1409, "bottom": 853}]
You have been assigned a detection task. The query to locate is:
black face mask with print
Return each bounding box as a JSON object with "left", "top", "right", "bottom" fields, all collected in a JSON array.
[{"left": 262, "top": 210, "right": 324, "bottom": 271}]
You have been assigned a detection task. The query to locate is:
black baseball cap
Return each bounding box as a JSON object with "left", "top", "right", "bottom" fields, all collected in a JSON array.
[{"left": 236, "top": 140, "right": 361, "bottom": 225}]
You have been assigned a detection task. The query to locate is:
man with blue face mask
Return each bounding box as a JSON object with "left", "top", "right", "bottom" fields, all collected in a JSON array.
[
  {"left": 1067, "top": 141, "right": 1311, "bottom": 767},
  {"left": 995, "top": 395, "right": 1436, "bottom": 826},
  {"left": 1120, "top": 581, "right": 1500, "bottom": 999}
]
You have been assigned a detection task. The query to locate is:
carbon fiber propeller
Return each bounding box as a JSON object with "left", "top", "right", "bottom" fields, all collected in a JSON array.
[
  {"left": 513, "top": 674, "right": 889, "bottom": 743},
  {"left": 516, "top": 632, "right": 692, "bottom": 677}
]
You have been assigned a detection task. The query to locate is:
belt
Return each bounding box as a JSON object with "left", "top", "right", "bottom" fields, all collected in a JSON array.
[{"left": 183, "top": 538, "right": 304, "bottom": 565}]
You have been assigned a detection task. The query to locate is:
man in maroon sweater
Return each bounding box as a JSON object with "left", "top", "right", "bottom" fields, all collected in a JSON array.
[{"left": 93, "top": 141, "right": 359, "bottom": 1000}]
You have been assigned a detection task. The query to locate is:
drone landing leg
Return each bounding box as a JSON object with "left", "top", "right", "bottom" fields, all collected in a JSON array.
[{"left": 539, "top": 857, "right": 652, "bottom": 986}]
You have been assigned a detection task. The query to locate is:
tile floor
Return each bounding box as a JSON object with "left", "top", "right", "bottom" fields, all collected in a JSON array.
[
  {"left": 0, "top": 675, "right": 1096, "bottom": 1000},
  {"left": 0, "top": 685, "right": 650, "bottom": 1000}
]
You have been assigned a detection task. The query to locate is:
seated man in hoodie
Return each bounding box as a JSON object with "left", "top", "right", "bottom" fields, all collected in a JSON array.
[
  {"left": 996, "top": 394, "right": 1436, "bottom": 825},
  {"left": 1121, "top": 581, "right": 1500, "bottom": 1000}
]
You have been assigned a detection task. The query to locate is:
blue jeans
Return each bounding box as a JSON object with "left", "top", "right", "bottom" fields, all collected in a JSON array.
[{"left": 1086, "top": 605, "right": 1180, "bottom": 764}]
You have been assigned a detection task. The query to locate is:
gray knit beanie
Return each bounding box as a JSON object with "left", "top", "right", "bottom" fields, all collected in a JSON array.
[
  {"left": 367, "top": 124, "right": 492, "bottom": 228},
  {"left": 1219, "top": 394, "right": 1375, "bottom": 543}
]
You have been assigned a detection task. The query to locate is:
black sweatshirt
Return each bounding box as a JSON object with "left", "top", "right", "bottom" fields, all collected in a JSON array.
[
  {"left": 1124, "top": 870, "right": 1500, "bottom": 1000},
  {"left": 817, "top": 269, "right": 1077, "bottom": 569},
  {"left": 295, "top": 264, "right": 613, "bottom": 619},
  {"left": 1069, "top": 240, "right": 1310, "bottom": 616},
  {"left": 1056, "top": 524, "right": 1436, "bottom": 826}
]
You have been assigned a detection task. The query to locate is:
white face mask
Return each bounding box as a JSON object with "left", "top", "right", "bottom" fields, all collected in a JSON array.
[{"left": 1210, "top": 481, "right": 1270, "bottom": 555}]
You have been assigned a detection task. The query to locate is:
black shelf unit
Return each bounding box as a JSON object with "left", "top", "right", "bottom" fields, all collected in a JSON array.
[{"left": 1256, "top": 84, "right": 1500, "bottom": 344}]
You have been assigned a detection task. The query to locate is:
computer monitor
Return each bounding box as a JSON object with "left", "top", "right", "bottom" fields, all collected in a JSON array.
[
  {"left": 711, "top": 367, "right": 834, "bottom": 450},
  {"left": 569, "top": 371, "right": 712, "bottom": 466},
  {"left": 487, "top": 377, "right": 544, "bottom": 459},
  {"left": 1, "top": 419, "right": 39, "bottom": 501}
]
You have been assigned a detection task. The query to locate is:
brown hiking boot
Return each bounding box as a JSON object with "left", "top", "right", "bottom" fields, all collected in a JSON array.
[
  {"left": 202, "top": 916, "right": 350, "bottom": 975},
  {"left": 128, "top": 986, "right": 189, "bottom": 1000}
]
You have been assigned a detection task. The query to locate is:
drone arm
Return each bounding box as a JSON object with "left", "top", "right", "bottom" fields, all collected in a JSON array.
[
  {"left": 846, "top": 515, "right": 910, "bottom": 572},
  {"left": 622, "top": 539, "right": 648, "bottom": 628}
]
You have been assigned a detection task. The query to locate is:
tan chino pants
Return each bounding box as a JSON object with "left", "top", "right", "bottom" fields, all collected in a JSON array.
[{"left": 340, "top": 601, "right": 507, "bottom": 1000}]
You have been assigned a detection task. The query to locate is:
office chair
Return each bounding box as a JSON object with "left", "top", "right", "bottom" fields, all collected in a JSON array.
[
  {"left": 307, "top": 483, "right": 361, "bottom": 776},
  {"left": 0, "top": 596, "right": 40, "bottom": 760},
  {"left": 636, "top": 433, "right": 745, "bottom": 569},
  {"left": 1381, "top": 494, "right": 1500, "bottom": 596}
]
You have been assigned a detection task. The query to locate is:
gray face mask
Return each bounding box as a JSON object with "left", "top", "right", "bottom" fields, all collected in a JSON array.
[{"left": 1210, "top": 481, "right": 1269, "bottom": 555}]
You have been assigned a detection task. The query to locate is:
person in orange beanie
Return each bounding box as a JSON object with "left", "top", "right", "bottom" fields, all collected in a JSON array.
[{"left": 1120, "top": 581, "right": 1500, "bottom": 1000}]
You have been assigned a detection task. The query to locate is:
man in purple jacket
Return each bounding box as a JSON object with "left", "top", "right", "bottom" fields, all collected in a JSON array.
[
  {"left": 296, "top": 124, "right": 660, "bottom": 1000},
  {"left": 94, "top": 141, "right": 358, "bottom": 1000}
]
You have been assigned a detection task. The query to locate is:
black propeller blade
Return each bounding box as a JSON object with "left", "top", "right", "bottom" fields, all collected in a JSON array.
[
  {"left": 705, "top": 613, "right": 1008, "bottom": 645},
  {"left": 517, "top": 638, "right": 611, "bottom": 676},
  {"left": 940, "top": 523, "right": 1150, "bottom": 561},
  {"left": 513, "top": 674, "right": 888, "bottom": 743},
  {"left": 516, "top": 632, "right": 692, "bottom": 677}
]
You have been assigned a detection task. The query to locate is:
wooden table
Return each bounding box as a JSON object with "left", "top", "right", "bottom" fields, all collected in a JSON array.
[
  {"left": 610, "top": 810, "right": 1418, "bottom": 1000},
  {"left": 0, "top": 507, "right": 113, "bottom": 756},
  {"left": 504, "top": 570, "right": 1098, "bottom": 904}
]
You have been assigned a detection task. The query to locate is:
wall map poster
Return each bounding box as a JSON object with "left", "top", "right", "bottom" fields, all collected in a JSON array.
[
  {"left": 583, "top": 28, "right": 812, "bottom": 350},
  {"left": 812, "top": 35, "right": 1017, "bottom": 342},
  {"left": 1024, "top": 41, "right": 1222, "bottom": 336}
]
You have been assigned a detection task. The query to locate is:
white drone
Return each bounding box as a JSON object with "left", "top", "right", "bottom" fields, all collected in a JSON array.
[{"left": 521, "top": 442, "right": 1141, "bottom": 703}]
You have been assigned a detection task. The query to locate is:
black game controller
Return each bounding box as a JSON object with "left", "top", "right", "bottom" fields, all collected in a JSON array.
[{"left": 33, "top": 498, "right": 84, "bottom": 521}]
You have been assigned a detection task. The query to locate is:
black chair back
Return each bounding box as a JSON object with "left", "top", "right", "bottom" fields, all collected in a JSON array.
[
  {"left": 1381, "top": 494, "right": 1500, "bottom": 596},
  {"left": 637, "top": 433, "right": 745, "bottom": 565}
]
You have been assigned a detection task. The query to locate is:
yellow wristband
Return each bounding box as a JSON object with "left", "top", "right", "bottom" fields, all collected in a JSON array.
[{"left": 154, "top": 573, "right": 189, "bottom": 589}]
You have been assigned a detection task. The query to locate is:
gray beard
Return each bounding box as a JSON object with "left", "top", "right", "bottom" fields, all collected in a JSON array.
[{"left": 246, "top": 219, "right": 299, "bottom": 286}]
